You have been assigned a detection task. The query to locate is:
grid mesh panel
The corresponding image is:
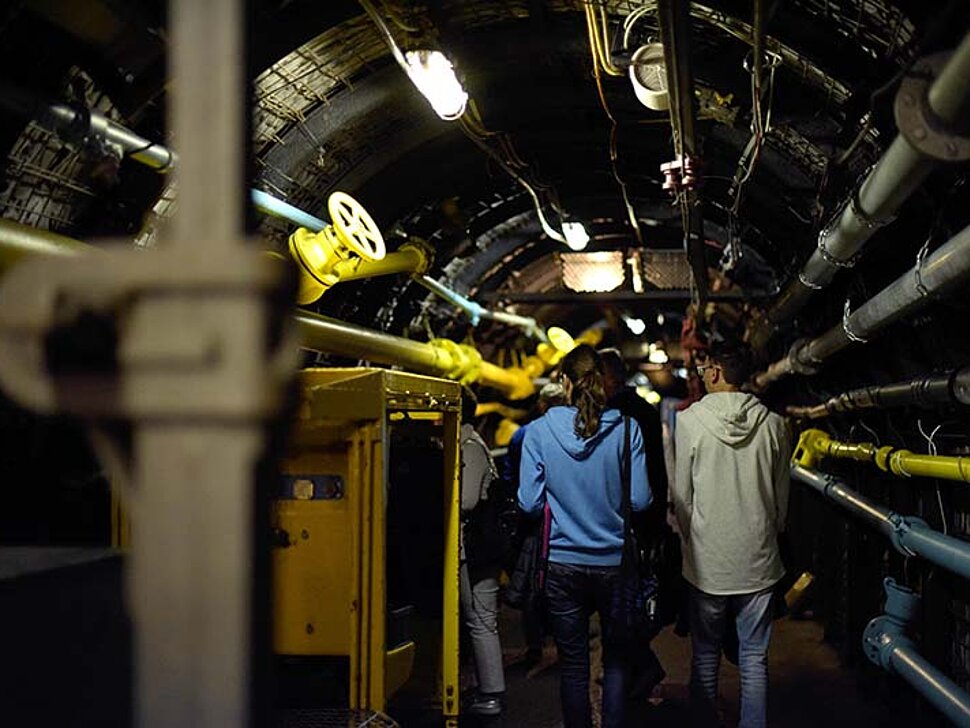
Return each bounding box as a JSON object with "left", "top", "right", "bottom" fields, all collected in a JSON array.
[
  {"left": 276, "top": 708, "right": 400, "bottom": 728},
  {"left": 642, "top": 250, "right": 691, "bottom": 290}
]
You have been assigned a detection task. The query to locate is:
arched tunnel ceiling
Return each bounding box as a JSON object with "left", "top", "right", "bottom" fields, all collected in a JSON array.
[{"left": 1, "top": 0, "right": 969, "bottom": 394}]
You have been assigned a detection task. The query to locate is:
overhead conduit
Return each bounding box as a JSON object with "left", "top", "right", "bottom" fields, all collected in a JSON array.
[
  {"left": 753, "top": 217, "right": 970, "bottom": 390},
  {"left": 762, "top": 30, "right": 970, "bottom": 331}
]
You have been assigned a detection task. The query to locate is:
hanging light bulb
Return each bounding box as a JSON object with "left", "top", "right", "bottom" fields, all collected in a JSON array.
[
  {"left": 624, "top": 316, "right": 646, "bottom": 336},
  {"left": 562, "top": 221, "right": 590, "bottom": 251},
  {"left": 404, "top": 50, "right": 468, "bottom": 120}
]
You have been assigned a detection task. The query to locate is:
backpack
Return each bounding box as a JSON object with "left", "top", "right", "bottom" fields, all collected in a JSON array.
[{"left": 463, "top": 437, "right": 519, "bottom": 570}]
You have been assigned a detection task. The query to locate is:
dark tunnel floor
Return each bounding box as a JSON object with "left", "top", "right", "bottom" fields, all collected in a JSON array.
[{"left": 456, "top": 607, "right": 909, "bottom": 728}]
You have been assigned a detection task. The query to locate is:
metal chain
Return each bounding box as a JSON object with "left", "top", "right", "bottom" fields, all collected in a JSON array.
[{"left": 842, "top": 297, "right": 868, "bottom": 343}]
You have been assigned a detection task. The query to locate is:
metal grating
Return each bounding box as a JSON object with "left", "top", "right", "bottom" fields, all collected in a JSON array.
[
  {"left": 275, "top": 708, "right": 400, "bottom": 728},
  {"left": 0, "top": 67, "right": 120, "bottom": 232},
  {"left": 642, "top": 249, "right": 691, "bottom": 290},
  {"left": 560, "top": 251, "right": 625, "bottom": 293}
]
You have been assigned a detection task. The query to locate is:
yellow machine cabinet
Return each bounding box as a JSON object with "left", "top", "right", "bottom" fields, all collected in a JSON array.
[{"left": 272, "top": 368, "right": 461, "bottom": 725}]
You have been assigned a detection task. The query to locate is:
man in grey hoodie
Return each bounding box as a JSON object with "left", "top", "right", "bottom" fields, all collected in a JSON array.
[{"left": 672, "top": 343, "right": 790, "bottom": 728}]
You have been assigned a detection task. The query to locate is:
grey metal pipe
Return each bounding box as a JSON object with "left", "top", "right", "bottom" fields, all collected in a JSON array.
[
  {"left": 767, "top": 30, "right": 970, "bottom": 326},
  {"left": 755, "top": 219, "right": 970, "bottom": 389},
  {"left": 786, "top": 366, "right": 970, "bottom": 419},
  {"left": 792, "top": 464, "right": 970, "bottom": 582},
  {"left": 791, "top": 464, "right": 895, "bottom": 539}
]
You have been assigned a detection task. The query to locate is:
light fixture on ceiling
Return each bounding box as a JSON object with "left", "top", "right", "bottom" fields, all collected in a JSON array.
[
  {"left": 562, "top": 221, "right": 590, "bottom": 251},
  {"left": 404, "top": 50, "right": 468, "bottom": 121},
  {"left": 561, "top": 251, "right": 625, "bottom": 293},
  {"left": 647, "top": 342, "right": 669, "bottom": 365},
  {"left": 624, "top": 315, "right": 646, "bottom": 336},
  {"left": 656, "top": 313, "right": 665, "bottom": 326},
  {"left": 358, "top": 1, "right": 468, "bottom": 121}
]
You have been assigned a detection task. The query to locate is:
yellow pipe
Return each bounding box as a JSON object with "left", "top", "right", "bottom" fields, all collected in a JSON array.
[
  {"left": 0, "top": 218, "right": 94, "bottom": 271},
  {"left": 793, "top": 429, "right": 877, "bottom": 469},
  {"left": 875, "top": 448, "right": 970, "bottom": 483},
  {"left": 475, "top": 402, "right": 528, "bottom": 420},
  {"left": 795, "top": 428, "right": 970, "bottom": 483},
  {"left": 292, "top": 234, "right": 432, "bottom": 304}
]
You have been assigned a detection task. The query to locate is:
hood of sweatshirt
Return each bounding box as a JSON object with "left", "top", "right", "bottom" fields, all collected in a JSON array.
[
  {"left": 540, "top": 405, "right": 624, "bottom": 460},
  {"left": 691, "top": 392, "right": 769, "bottom": 446}
]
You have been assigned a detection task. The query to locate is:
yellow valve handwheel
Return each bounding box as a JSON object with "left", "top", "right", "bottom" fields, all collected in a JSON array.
[
  {"left": 547, "top": 326, "right": 575, "bottom": 353},
  {"left": 327, "top": 191, "right": 386, "bottom": 262}
]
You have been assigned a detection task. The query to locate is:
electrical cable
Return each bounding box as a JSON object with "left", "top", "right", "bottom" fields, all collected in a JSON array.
[{"left": 918, "top": 419, "right": 948, "bottom": 535}]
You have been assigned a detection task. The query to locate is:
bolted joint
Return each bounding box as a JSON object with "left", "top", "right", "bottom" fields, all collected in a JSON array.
[{"left": 894, "top": 52, "right": 970, "bottom": 162}]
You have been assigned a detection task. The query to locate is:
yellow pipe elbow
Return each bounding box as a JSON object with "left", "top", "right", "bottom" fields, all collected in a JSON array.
[
  {"left": 494, "top": 418, "right": 521, "bottom": 447},
  {"left": 793, "top": 429, "right": 829, "bottom": 468}
]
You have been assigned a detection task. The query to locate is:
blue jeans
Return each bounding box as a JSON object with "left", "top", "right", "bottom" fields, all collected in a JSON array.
[
  {"left": 688, "top": 585, "right": 774, "bottom": 728},
  {"left": 545, "top": 562, "right": 626, "bottom": 728}
]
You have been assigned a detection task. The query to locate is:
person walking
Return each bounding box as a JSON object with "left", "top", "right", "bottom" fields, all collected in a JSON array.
[
  {"left": 672, "top": 343, "right": 790, "bottom": 728},
  {"left": 459, "top": 388, "right": 505, "bottom": 717},
  {"left": 518, "top": 344, "right": 652, "bottom": 728}
]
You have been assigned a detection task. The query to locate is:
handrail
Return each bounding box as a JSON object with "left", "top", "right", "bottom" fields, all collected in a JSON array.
[{"left": 791, "top": 464, "right": 970, "bottom": 581}]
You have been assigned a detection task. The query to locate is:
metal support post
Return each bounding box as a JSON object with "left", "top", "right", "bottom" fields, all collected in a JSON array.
[{"left": 0, "top": 1, "right": 295, "bottom": 726}]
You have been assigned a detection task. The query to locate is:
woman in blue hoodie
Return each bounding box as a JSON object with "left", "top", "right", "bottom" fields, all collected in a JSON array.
[{"left": 518, "top": 344, "right": 651, "bottom": 728}]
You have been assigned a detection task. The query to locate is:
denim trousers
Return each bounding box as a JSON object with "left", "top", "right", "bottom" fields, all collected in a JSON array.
[
  {"left": 545, "top": 561, "right": 626, "bottom": 728},
  {"left": 460, "top": 562, "right": 505, "bottom": 694},
  {"left": 688, "top": 584, "right": 774, "bottom": 728}
]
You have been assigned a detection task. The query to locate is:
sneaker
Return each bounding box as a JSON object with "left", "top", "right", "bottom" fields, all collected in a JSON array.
[{"left": 466, "top": 695, "right": 503, "bottom": 716}]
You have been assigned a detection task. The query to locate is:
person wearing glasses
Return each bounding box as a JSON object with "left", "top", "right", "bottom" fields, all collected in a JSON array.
[{"left": 672, "top": 342, "right": 790, "bottom": 728}]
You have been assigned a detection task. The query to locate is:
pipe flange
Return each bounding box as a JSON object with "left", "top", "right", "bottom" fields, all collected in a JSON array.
[
  {"left": 862, "top": 616, "right": 895, "bottom": 670},
  {"left": 797, "top": 272, "right": 825, "bottom": 290},
  {"left": 895, "top": 52, "right": 970, "bottom": 162}
]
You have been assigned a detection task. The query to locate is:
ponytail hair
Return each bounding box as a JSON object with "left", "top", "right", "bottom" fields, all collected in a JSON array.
[{"left": 561, "top": 344, "right": 607, "bottom": 439}]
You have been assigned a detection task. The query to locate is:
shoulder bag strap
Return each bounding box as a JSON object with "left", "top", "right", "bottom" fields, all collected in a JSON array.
[{"left": 620, "top": 417, "right": 634, "bottom": 567}]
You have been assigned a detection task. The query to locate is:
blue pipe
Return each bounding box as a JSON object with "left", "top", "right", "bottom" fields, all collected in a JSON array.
[
  {"left": 864, "top": 579, "right": 970, "bottom": 727},
  {"left": 250, "top": 189, "right": 327, "bottom": 232},
  {"left": 791, "top": 464, "right": 970, "bottom": 581},
  {"left": 418, "top": 275, "right": 485, "bottom": 325}
]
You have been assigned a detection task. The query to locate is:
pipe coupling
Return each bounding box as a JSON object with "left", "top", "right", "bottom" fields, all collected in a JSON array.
[
  {"left": 428, "top": 339, "right": 482, "bottom": 385},
  {"left": 789, "top": 339, "right": 821, "bottom": 376},
  {"left": 863, "top": 578, "right": 920, "bottom": 670}
]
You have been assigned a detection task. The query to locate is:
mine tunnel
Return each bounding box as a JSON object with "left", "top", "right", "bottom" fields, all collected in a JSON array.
[{"left": 1, "top": 1, "right": 970, "bottom": 726}]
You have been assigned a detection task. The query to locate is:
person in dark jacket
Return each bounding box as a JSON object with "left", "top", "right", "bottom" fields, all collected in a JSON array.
[
  {"left": 519, "top": 345, "right": 651, "bottom": 728},
  {"left": 599, "top": 348, "right": 673, "bottom": 702},
  {"left": 504, "top": 383, "right": 567, "bottom": 669}
]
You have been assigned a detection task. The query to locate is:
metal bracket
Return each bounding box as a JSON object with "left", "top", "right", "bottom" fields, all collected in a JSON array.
[
  {"left": 895, "top": 52, "right": 970, "bottom": 162},
  {"left": 0, "top": 245, "right": 298, "bottom": 418}
]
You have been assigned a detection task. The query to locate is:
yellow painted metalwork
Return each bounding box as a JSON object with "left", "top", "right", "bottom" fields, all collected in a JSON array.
[
  {"left": 441, "top": 406, "right": 461, "bottom": 722},
  {"left": 475, "top": 402, "right": 528, "bottom": 420},
  {"left": 289, "top": 191, "right": 388, "bottom": 304},
  {"left": 495, "top": 417, "right": 521, "bottom": 447},
  {"left": 273, "top": 368, "right": 461, "bottom": 721},
  {"left": 794, "top": 428, "right": 970, "bottom": 483},
  {"left": 875, "top": 448, "right": 970, "bottom": 482}
]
